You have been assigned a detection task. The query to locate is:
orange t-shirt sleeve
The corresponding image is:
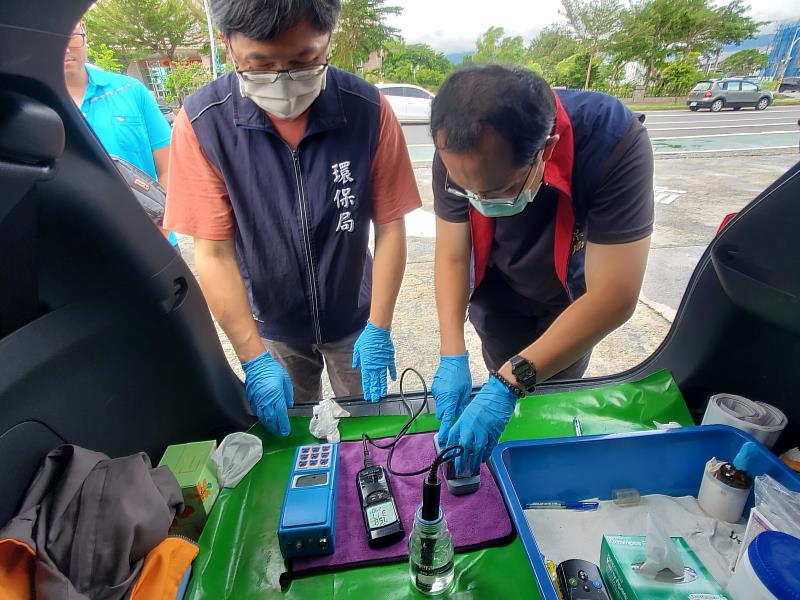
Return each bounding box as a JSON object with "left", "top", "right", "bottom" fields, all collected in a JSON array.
[
  {"left": 371, "top": 94, "right": 422, "bottom": 225},
  {"left": 163, "top": 109, "right": 235, "bottom": 240}
]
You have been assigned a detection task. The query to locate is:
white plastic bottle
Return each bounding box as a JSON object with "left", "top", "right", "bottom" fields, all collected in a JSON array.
[{"left": 727, "top": 531, "right": 800, "bottom": 599}]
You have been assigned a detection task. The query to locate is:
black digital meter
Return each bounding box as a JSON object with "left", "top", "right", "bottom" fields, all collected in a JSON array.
[{"left": 356, "top": 464, "right": 405, "bottom": 548}]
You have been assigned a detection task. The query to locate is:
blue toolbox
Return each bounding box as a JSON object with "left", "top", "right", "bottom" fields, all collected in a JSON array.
[
  {"left": 491, "top": 425, "right": 800, "bottom": 600},
  {"left": 278, "top": 442, "right": 339, "bottom": 559}
]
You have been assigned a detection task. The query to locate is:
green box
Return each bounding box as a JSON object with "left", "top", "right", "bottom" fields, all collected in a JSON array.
[
  {"left": 159, "top": 440, "right": 220, "bottom": 541},
  {"left": 600, "top": 535, "right": 730, "bottom": 600}
]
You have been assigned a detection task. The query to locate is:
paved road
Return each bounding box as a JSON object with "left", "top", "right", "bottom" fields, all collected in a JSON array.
[{"left": 402, "top": 106, "right": 800, "bottom": 159}]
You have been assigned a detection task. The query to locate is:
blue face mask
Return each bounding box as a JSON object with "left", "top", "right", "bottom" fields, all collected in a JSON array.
[{"left": 468, "top": 178, "right": 542, "bottom": 218}]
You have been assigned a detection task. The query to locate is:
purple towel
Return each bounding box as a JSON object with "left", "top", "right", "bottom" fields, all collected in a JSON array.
[{"left": 289, "top": 432, "right": 514, "bottom": 576}]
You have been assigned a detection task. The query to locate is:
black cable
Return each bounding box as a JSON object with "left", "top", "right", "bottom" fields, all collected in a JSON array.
[{"left": 362, "top": 367, "right": 462, "bottom": 478}]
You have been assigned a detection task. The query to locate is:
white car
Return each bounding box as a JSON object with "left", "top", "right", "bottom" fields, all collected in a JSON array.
[{"left": 376, "top": 83, "right": 434, "bottom": 123}]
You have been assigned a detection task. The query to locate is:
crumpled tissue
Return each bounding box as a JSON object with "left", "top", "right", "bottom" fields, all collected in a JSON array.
[{"left": 309, "top": 397, "right": 350, "bottom": 443}]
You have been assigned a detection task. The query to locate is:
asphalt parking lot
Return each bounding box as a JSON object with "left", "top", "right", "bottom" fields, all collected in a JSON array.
[{"left": 178, "top": 109, "right": 799, "bottom": 397}]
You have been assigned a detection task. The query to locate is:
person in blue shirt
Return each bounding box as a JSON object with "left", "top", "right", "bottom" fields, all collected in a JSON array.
[{"left": 64, "top": 21, "right": 178, "bottom": 247}]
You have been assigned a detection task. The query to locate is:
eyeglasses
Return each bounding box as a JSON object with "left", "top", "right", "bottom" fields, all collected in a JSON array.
[
  {"left": 229, "top": 35, "right": 332, "bottom": 83},
  {"left": 236, "top": 62, "right": 329, "bottom": 83},
  {"left": 68, "top": 33, "right": 86, "bottom": 49},
  {"left": 445, "top": 163, "right": 536, "bottom": 206}
]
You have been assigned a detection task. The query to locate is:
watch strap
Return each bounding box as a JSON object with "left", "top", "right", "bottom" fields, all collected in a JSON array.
[{"left": 492, "top": 371, "right": 525, "bottom": 398}]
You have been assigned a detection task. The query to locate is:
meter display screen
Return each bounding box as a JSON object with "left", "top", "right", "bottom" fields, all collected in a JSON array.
[
  {"left": 366, "top": 500, "right": 398, "bottom": 529},
  {"left": 294, "top": 473, "right": 328, "bottom": 488}
]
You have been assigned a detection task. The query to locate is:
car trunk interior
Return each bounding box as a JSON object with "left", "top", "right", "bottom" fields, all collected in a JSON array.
[{"left": 1, "top": 0, "right": 799, "bottom": 542}]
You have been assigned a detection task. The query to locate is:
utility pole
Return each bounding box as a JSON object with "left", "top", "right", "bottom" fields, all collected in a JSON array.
[{"left": 202, "top": 0, "right": 218, "bottom": 80}]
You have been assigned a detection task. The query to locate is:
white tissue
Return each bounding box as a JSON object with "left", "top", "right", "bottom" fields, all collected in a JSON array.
[
  {"left": 654, "top": 421, "right": 683, "bottom": 430},
  {"left": 639, "top": 514, "right": 685, "bottom": 579},
  {"left": 212, "top": 432, "right": 263, "bottom": 488},
  {"left": 309, "top": 397, "right": 350, "bottom": 443}
]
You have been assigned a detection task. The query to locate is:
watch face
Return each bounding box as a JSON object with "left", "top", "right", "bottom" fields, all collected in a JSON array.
[{"left": 511, "top": 357, "right": 536, "bottom": 389}]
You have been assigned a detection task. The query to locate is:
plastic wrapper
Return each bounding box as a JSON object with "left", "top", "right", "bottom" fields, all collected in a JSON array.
[
  {"left": 754, "top": 474, "right": 800, "bottom": 538},
  {"left": 212, "top": 433, "right": 263, "bottom": 488}
]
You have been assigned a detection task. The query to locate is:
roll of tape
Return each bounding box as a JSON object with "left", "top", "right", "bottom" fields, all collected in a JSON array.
[{"left": 702, "top": 394, "right": 787, "bottom": 448}]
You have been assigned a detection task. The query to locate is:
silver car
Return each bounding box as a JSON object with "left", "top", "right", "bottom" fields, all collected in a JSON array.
[{"left": 687, "top": 78, "right": 773, "bottom": 112}]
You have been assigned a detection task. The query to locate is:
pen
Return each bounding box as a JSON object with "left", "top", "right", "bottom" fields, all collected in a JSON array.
[
  {"left": 574, "top": 416, "right": 583, "bottom": 436},
  {"left": 525, "top": 501, "right": 599, "bottom": 511}
]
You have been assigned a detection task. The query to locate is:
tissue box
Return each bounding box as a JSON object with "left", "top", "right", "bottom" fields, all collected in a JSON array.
[
  {"left": 159, "top": 440, "right": 220, "bottom": 541},
  {"left": 600, "top": 535, "right": 729, "bottom": 600}
]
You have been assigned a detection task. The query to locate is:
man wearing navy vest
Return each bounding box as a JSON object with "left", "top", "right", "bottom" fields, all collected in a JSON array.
[
  {"left": 431, "top": 65, "right": 654, "bottom": 476},
  {"left": 165, "top": 0, "right": 421, "bottom": 437}
]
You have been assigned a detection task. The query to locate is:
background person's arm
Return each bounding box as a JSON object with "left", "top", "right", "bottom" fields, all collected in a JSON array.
[
  {"left": 152, "top": 146, "right": 171, "bottom": 239},
  {"left": 435, "top": 217, "right": 471, "bottom": 355},
  {"left": 369, "top": 218, "right": 407, "bottom": 329},
  {"left": 194, "top": 238, "right": 265, "bottom": 363},
  {"left": 153, "top": 145, "right": 170, "bottom": 187},
  {"left": 498, "top": 237, "right": 650, "bottom": 383}
]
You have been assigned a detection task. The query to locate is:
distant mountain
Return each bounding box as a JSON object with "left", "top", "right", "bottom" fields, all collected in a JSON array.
[
  {"left": 446, "top": 52, "right": 472, "bottom": 64},
  {"left": 723, "top": 33, "right": 773, "bottom": 52}
]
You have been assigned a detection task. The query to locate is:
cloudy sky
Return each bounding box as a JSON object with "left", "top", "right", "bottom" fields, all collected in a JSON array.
[{"left": 385, "top": 0, "right": 800, "bottom": 54}]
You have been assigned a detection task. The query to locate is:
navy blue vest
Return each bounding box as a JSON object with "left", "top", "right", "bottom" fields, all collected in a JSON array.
[
  {"left": 184, "top": 68, "right": 381, "bottom": 344},
  {"left": 559, "top": 89, "right": 643, "bottom": 301}
]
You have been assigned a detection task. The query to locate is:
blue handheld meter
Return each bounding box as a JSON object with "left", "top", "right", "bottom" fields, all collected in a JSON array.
[{"left": 278, "top": 443, "right": 339, "bottom": 559}]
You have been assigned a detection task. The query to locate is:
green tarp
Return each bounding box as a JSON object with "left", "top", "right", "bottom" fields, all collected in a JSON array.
[{"left": 186, "top": 370, "right": 692, "bottom": 599}]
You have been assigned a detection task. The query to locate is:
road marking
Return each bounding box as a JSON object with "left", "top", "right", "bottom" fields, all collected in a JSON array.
[
  {"left": 648, "top": 122, "right": 797, "bottom": 131},
  {"left": 642, "top": 107, "right": 800, "bottom": 115},
  {"left": 650, "top": 130, "right": 798, "bottom": 139},
  {"left": 654, "top": 145, "right": 796, "bottom": 154},
  {"left": 654, "top": 186, "right": 687, "bottom": 205},
  {"left": 646, "top": 116, "right": 798, "bottom": 126}
]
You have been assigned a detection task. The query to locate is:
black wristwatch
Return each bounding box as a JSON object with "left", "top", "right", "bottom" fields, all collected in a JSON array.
[{"left": 509, "top": 355, "right": 537, "bottom": 395}]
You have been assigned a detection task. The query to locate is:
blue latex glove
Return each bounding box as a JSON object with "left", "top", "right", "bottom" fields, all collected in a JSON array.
[
  {"left": 352, "top": 322, "right": 397, "bottom": 402},
  {"left": 446, "top": 374, "right": 518, "bottom": 476},
  {"left": 242, "top": 351, "right": 294, "bottom": 437},
  {"left": 432, "top": 354, "right": 472, "bottom": 447}
]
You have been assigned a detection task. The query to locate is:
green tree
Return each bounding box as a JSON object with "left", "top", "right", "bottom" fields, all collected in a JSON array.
[
  {"left": 88, "top": 43, "right": 123, "bottom": 73},
  {"left": 671, "top": 0, "right": 760, "bottom": 58},
  {"left": 720, "top": 48, "right": 768, "bottom": 75},
  {"left": 610, "top": 0, "right": 677, "bottom": 88},
  {"left": 165, "top": 59, "right": 211, "bottom": 106},
  {"left": 657, "top": 54, "right": 704, "bottom": 95},
  {"left": 611, "top": 0, "right": 761, "bottom": 89},
  {"left": 560, "top": 0, "right": 621, "bottom": 89},
  {"left": 332, "top": 0, "right": 401, "bottom": 74},
  {"left": 528, "top": 26, "right": 580, "bottom": 82},
  {"left": 469, "top": 26, "right": 528, "bottom": 65},
  {"left": 381, "top": 41, "right": 453, "bottom": 88},
  {"left": 84, "top": 0, "right": 205, "bottom": 62},
  {"left": 552, "top": 52, "right": 609, "bottom": 90}
]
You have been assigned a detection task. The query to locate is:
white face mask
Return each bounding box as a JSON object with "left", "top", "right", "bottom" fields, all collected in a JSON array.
[{"left": 236, "top": 66, "right": 328, "bottom": 120}]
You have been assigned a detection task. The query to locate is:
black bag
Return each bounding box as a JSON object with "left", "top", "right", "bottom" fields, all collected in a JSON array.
[{"left": 110, "top": 155, "right": 166, "bottom": 226}]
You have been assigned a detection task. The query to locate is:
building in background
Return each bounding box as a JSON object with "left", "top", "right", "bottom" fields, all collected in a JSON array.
[{"left": 766, "top": 20, "right": 800, "bottom": 80}]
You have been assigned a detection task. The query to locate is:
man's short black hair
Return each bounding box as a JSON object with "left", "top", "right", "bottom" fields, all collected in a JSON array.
[
  {"left": 209, "top": 0, "right": 340, "bottom": 41},
  {"left": 431, "top": 64, "right": 556, "bottom": 167}
]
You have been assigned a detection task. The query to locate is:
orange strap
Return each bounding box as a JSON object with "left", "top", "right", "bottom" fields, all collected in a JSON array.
[
  {"left": 130, "top": 537, "right": 198, "bottom": 600},
  {"left": 0, "top": 538, "right": 35, "bottom": 600}
]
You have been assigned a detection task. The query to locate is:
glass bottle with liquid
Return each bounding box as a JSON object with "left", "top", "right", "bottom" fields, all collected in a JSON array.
[{"left": 408, "top": 507, "right": 454, "bottom": 595}]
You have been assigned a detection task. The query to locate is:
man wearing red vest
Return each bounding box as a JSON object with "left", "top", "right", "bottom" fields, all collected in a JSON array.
[{"left": 431, "top": 65, "right": 654, "bottom": 475}]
